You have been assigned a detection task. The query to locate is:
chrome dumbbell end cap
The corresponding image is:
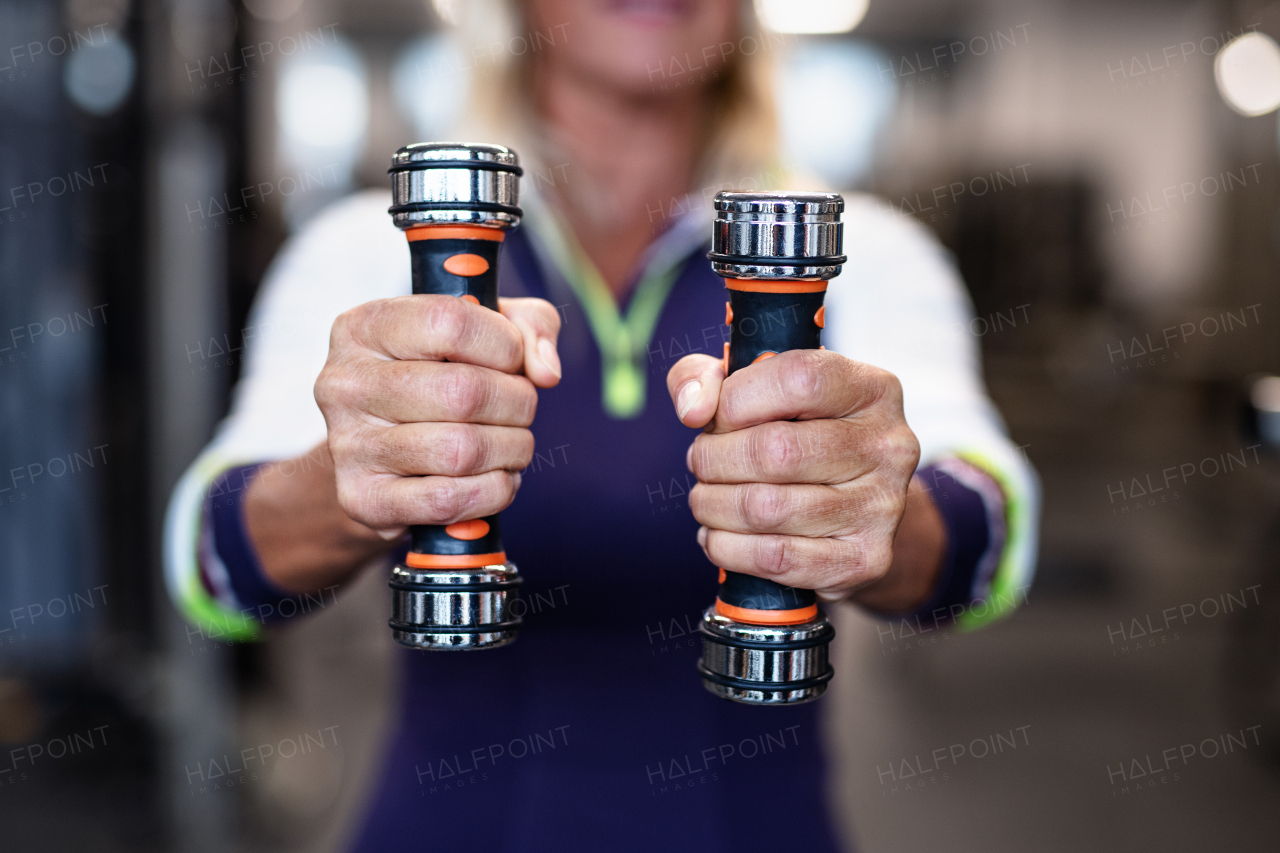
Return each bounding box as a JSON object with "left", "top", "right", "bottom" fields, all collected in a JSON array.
[
  {"left": 709, "top": 190, "right": 846, "bottom": 280},
  {"left": 388, "top": 142, "right": 523, "bottom": 230},
  {"left": 696, "top": 606, "right": 835, "bottom": 705},
  {"left": 389, "top": 563, "right": 522, "bottom": 651}
]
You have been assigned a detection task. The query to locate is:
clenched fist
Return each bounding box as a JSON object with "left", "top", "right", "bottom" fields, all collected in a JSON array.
[
  {"left": 667, "top": 349, "right": 945, "bottom": 611},
  {"left": 314, "top": 294, "right": 562, "bottom": 537}
]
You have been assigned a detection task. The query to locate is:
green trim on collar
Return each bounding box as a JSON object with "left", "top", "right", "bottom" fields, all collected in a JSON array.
[{"left": 526, "top": 210, "right": 686, "bottom": 419}]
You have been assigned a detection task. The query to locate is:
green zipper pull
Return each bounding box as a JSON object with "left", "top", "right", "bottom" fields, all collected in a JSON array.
[{"left": 603, "top": 324, "right": 645, "bottom": 418}]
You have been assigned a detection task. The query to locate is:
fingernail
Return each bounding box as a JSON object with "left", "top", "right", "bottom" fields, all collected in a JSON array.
[
  {"left": 375, "top": 526, "right": 407, "bottom": 542},
  {"left": 686, "top": 443, "right": 694, "bottom": 473},
  {"left": 696, "top": 526, "right": 707, "bottom": 548},
  {"left": 676, "top": 380, "right": 701, "bottom": 421},
  {"left": 537, "top": 338, "right": 561, "bottom": 380}
]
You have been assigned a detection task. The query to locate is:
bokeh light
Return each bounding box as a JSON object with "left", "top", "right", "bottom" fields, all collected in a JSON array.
[
  {"left": 776, "top": 41, "right": 895, "bottom": 188},
  {"left": 1214, "top": 32, "right": 1280, "bottom": 117},
  {"left": 392, "top": 34, "right": 468, "bottom": 141},
  {"left": 62, "top": 33, "right": 135, "bottom": 116},
  {"left": 755, "top": 0, "right": 869, "bottom": 35}
]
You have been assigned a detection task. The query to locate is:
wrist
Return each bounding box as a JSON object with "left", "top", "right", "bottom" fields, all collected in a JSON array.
[{"left": 244, "top": 443, "right": 395, "bottom": 595}]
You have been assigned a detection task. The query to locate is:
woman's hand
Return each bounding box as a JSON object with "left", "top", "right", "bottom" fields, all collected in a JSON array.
[
  {"left": 666, "top": 349, "right": 946, "bottom": 611},
  {"left": 314, "top": 294, "right": 562, "bottom": 536},
  {"left": 246, "top": 295, "right": 561, "bottom": 595}
]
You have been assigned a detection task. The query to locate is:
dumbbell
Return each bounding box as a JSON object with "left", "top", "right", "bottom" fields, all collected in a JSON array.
[
  {"left": 385, "top": 142, "right": 524, "bottom": 650},
  {"left": 696, "top": 191, "right": 845, "bottom": 704}
]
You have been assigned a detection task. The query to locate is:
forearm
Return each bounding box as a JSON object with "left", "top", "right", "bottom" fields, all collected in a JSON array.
[
  {"left": 850, "top": 475, "right": 947, "bottom": 613},
  {"left": 244, "top": 442, "right": 397, "bottom": 594}
]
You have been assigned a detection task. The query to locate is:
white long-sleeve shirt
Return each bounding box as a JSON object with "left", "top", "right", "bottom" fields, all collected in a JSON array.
[{"left": 164, "top": 187, "right": 1038, "bottom": 637}]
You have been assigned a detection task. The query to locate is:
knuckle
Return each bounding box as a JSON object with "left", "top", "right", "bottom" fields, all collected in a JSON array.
[
  {"left": 897, "top": 426, "right": 922, "bottom": 470},
  {"left": 753, "top": 535, "right": 794, "bottom": 578},
  {"left": 741, "top": 483, "right": 790, "bottom": 532},
  {"left": 780, "top": 350, "right": 824, "bottom": 401},
  {"left": 315, "top": 357, "right": 375, "bottom": 413},
  {"left": 862, "top": 363, "right": 899, "bottom": 404},
  {"left": 422, "top": 296, "right": 471, "bottom": 352},
  {"left": 329, "top": 305, "right": 361, "bottom": 344},
  {"left": 417, "top": 480, "right": 469, "bottom": 524},
  {"left": 862, "top": 415, "right": 915, "bottom": 465},
  {"left": 437, "top": 366, "right": 486, "bottom": 422},
  {"left": 876, "top": 422, "right": 921, "bottom": 475},
  {"left": 437, "top": 423, "right": 485, "bottom": 474},
  {"left": 756, "top": 422, "right": 802, "bottom": 476},
  {"left": 313, "top": 367, "right": 337, "bottom": 409},
  {"left": 313, "top": 364, "right": 346, "bottom": 409}
]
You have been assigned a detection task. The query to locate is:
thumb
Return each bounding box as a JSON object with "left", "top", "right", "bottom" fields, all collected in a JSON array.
[{"left": 499, "top": 297, "right": 562, "bottom": 388}]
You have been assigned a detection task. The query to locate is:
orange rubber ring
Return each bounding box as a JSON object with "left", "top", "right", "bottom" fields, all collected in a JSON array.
[
  {"left": 405, "top": 551, "right": 507, "bottom": 569},
  {"left": 406, "top": 224, "right": 505, "bottom": 242},
  {"left": 725, "top": 279, "right": 827, "bottom": 294},
  {"left": 714, "top": 599, "right": 819, "bottom": 625}
]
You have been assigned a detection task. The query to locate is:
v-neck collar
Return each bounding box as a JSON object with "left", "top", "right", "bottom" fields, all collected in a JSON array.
[{"left": 520, "top": 186, "right": 711, "bottom": 419}]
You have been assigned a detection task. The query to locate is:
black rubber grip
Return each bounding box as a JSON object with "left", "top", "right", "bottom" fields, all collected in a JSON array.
[
  {"left": 724, "top": 288, "right": 826, "bottom": 374},
  {"left": 407, "top": 234, "right": 507, "bottom": 563},
  {"left": 717, "top": 571, "right": 816, "bottom": 612},
  {"left": 717, "top": 285, "right": 827, "bottom": 616}
]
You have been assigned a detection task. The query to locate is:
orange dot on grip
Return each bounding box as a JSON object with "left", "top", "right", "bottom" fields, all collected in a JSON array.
[
  {"left": 443, "top": 253, "right": 490, "bottom": 277},
  {"left": 718, "top": 567, "right": 727, "bottom": 584},
  {"left": 815, "top": 306, "right": 825, "bottom": 328},
  {"left": 724, "top": 301, "right": 733, "bottom": 326},
  {"left": 460, "top": 294, "right": 480, "bottom": 305},
  {"left": 752, "top": 351, "right": 778, "bottom": 364},
  {"left": 444, "top": 519, "right": 491, "bottom": 540}
]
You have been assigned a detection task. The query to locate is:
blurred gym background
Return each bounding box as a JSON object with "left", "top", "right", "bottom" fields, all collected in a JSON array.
[{"left": 2, "top": 0, "right": 1280, "bottom": 849}]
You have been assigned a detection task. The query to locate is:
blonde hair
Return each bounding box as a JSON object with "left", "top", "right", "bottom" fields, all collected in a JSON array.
[{"left": 440, "top": 0, "right": 788, "bottom": 191}]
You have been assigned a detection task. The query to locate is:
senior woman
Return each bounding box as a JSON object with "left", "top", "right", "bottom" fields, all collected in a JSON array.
[{"left": 165, "top": 0, "right": 1038, "bottom": 849}]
